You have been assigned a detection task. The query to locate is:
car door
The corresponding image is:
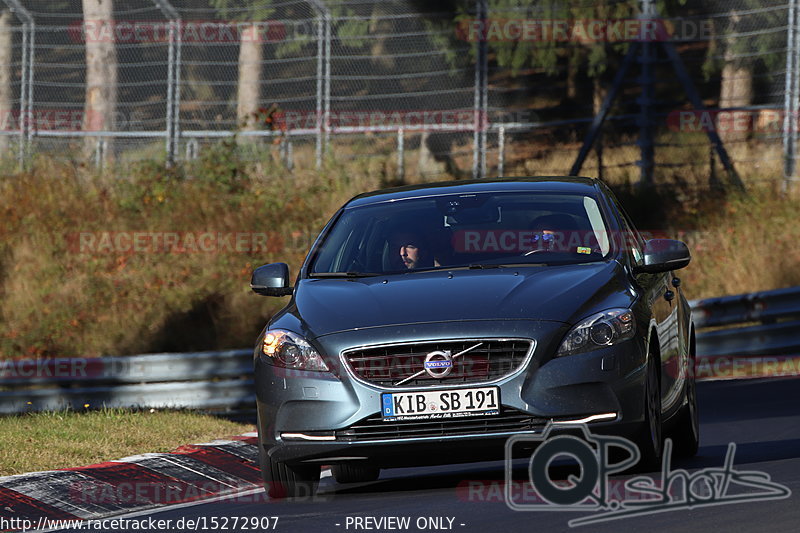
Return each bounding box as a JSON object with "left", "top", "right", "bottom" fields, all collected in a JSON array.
[{"left": 621, "top": 216, "right": 683, "bottom": 413}]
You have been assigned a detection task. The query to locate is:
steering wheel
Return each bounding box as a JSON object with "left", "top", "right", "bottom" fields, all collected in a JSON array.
[{"left": 523, "top": 249, "right": 551, "bottom": 256}]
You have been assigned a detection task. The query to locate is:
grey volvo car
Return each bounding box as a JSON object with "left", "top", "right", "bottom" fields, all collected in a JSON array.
[{"left": 251, "top": 177, "right": 698, "bottom": 497}]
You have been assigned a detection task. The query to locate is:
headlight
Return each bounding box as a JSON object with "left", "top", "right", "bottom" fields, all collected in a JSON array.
[
  {"left": 557, "top": 308, "right": 635, "bottom": 357},
  {"left": 261, "top": 329, "right": 330, "bottom": 371}
]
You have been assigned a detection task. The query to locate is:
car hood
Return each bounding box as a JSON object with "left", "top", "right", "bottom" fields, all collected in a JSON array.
[{"left": 281, "top": 261, "right": 633, "bottom": 338}]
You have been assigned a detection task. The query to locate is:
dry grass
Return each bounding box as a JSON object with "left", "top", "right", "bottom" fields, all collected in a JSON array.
[
  {"left": 1, "top": 136, "right": 798, "bottom": 358},
  {"left": 680, "top": 186, "right": 800, "bottom": 299},
  {"left": 0, "top": 144, "right": 387, "bottom": 358},
  {"left": 0, "top": 409, "right": 254, "bottom": 476}
]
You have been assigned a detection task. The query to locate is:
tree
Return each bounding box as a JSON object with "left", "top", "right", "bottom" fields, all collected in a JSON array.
[
  {"left": 447, "top": 0, "right": 692, "bottom": 113},
  {"left": 210, "top": 0, "right": 274, "bottom": 132},
  {"left": 82, "top": 0, "right": 118, "bottom": 158},
  {"left": 702, "top": 0, "right": 785, "bottom": 141}
]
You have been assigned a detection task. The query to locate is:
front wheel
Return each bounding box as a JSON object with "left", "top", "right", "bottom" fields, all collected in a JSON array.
[
  {"left": 669, "top": 363, "right": 700, "bottom": 458},
  {"left": 634, "top": 353, "right": 663, "bottom": 472},
  {"left": 259, "top": 444, "right": 321, "bottom": 499}
]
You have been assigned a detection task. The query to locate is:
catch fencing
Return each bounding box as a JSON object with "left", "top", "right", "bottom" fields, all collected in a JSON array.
[{"left": 2, "top": 0, "right": 800, "bottom": 187}]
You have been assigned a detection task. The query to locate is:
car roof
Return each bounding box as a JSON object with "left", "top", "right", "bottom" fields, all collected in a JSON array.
[{"left": 345, "top": 177, "right": 601, "bottom": 208}]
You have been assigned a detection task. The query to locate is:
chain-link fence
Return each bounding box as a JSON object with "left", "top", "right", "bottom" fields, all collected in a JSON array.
[{"left": 2, "top": 0, "right": 800, "bottom": 188}]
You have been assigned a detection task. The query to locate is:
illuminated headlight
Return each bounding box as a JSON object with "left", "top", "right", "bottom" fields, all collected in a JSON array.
[
  {"left": 261, "top": 330, "right": 330, "bottom": 371},
  {"left": 557, "top": 309, "right": 635, "bottom": 357}
]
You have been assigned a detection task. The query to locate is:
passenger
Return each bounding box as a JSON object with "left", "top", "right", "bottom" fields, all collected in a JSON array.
[{"left": 392, "top": 230, "right": 439, "bottom": 270}]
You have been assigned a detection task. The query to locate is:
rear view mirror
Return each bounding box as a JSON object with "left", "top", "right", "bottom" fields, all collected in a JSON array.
[
  {"left": 438, "top": 195, "right": 501, "bottom": 226},
  {"left": 444, "top": 206, "right": 502, "bottom": 226},
  {"left": 251, "top": 263, "right": 293, "bottom": 296},
  {"left": 636, "top": 239, "right": 691, "bottom": 274}
]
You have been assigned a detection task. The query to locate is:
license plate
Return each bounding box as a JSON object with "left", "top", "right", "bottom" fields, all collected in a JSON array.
[{"left": 381, "top": 387, "right": 500, "bottom": 422}]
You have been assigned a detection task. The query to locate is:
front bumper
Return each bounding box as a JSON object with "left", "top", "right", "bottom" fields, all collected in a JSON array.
[{"left": 255, "top": 320, "right": 648, "bottom": 466}]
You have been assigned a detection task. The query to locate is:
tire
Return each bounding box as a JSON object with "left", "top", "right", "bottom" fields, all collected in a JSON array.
[
  {"left": 634, "top": 351, "right": 663, "bottom": 472},
  {"left": 669, "top": 357, "right": 700, "bottom": 459},
  {"left": 331, "top": 463, "right": 380, "bottom": 484},
  {"left": 259, "top": 443, "right": 321, "bottom": 499}
]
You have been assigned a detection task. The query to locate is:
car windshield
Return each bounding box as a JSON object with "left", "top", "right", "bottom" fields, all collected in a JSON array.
[{"left": 308, "top": 192, "right": 612, "bottom": 276}]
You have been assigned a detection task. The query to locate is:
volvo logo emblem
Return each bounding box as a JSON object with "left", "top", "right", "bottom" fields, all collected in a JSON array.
[
  {"left": 424, "top": 351, "right": 453, "bottom": 378},
  {"left": 394, "top": 342, "right": 483, "bottom": 386}
]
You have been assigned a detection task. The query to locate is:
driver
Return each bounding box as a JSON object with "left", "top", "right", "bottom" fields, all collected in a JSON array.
[{"left": 527, "top": 214, "right": 578, "bottom": 253}]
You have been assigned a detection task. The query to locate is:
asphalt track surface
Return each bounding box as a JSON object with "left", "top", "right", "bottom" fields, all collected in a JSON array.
[{"left": 54, "top": 378, "right": 800, "bottom": 533}]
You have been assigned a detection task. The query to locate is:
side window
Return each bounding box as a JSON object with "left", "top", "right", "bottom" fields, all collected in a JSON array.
[
  {"left": 627, "top": 222, "right": 643, "bottom": 264},
  {"left": 617, "top": 207, "right": 644, "bottom": 266}
]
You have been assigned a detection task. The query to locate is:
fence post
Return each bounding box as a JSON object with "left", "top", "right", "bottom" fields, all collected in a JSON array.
[
  {"left": 25, "top": 14, "right": 33, "bottom": 155},
  {"left": 152, "top": 0, "right": 180, "bottom": 165},
  {"left": 315, "top": 13, "right": 324, "bottom": 168},
  {"left": 637, "top": 0, "right": 656, "bottom": 187},
  {"left": 309, "top": 0, "right": 331, "bottom": 168},
  {"left": 472, "top": 0, "right": 488, "bottom": 179},
  {"left": 397, "top": 128, "right": 404, "bottom": 180},
  {"left": 497, "top": 125, "right": 505, "bottom": 177},
  {"left": 185, "top": 138, "right": 198, "bottom": 160},
  {"left": 17, "top": 16, "right": 27, "bottom": 169},
  {"left": 174, "top": 17, "right": 182, "bottom": 161},
  {"left": 324, "top": 12, "right": 331, "bottom": 152},
  {"left": 3, "top": 0, "right": 33, "bottom": 170},
  {"left": 94, "top": 137, "right": 107, "bottom": 170},
  {"left": 784, "top": 0, "right": 800, "bottom": 190}
]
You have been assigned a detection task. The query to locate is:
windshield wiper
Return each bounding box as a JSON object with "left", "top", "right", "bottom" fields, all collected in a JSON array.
[
  {"left": 467, "top": 262, "right": 549, "bottom": 269},
  {"left": 468, "top": 263, "right": 504, "bottom": 270},
  {"left": 308, "top": 271, "right": 379, "bottom": 278}
]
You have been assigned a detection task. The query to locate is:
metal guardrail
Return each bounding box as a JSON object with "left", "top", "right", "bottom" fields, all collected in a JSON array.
[
  {"left": 1, "top": 286, "right": 799, "bottom": 414},
  {"left": 692, "top": 286, "right": 800, "bottom": 359},
  {"left": 0, "top": 349, "right": 254, "bottom": 414},
  {"left": 691, "top": 286, "right": 800, "bottom": 329}
]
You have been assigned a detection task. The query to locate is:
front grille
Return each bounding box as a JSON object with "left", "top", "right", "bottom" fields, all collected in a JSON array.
[
  {"left": 335, "top": 408, "right": 549, "bottom": 441},
  {"left": 342, "top": 338, "right": 533, "bottom": 389}
]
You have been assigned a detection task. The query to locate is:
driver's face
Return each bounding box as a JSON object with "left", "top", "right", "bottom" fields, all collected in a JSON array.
[{"left": 399, "top": 242, "right": 420, "bottom": 269}]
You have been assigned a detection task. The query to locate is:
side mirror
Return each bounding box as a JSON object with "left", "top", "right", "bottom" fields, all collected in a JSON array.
[
  {"left": 636, "top": 239, "right": 691, "bottom": 274},
  {"left": 251, "top": 263, "right": 293, "bottom": 296}
]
